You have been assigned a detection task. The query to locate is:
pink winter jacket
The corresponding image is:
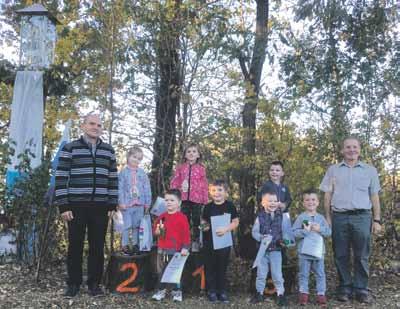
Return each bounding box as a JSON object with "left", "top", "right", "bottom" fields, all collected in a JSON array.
[{"left": 170, "top": 162, "right": 209, "bottom": 205}]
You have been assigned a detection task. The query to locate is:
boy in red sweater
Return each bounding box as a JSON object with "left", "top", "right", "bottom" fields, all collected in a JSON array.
[{"left": 152, "top": 189, "right": 190, "bottom": 302}]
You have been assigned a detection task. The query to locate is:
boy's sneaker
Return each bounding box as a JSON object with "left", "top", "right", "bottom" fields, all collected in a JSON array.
[
  {"left": 316, "top": 295, "right": 327, "bottom": 307},
  {"left": 172, "top": 290, "right": 183, "bottom": 302},
  {"left": 218, "top": 292, "right": 229, "bottom": 303},
  {"left": 251, "top": 293, "right": 264, "bottom": 304},
  {"left": 207, "top": 291, "right": 218, "bottom": 302},
  {"left": 298, "top": 293, "right": 309, "bottom": 305},
  {"left": 152, "top": 289, "right": 166, "bottom": 301},
  {"left": 277, "top": 294, "right": 288, "bottom": 307}
]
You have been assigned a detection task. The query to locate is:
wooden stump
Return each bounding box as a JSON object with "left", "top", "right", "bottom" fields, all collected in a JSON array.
[
  {"left": 181, "top": 251, "right": 206, "bottom": 293},
  {"left": 104, "top": 252, "right": 151, "bottom": 293},
  {"left": 145, "top": 247, "right": 206, "bottom": 293}
]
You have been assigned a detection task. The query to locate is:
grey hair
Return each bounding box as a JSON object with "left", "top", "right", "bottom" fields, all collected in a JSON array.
[
  {"left": 342, "top": 135, "right": 361, "bottom": 148},
  {"left": 82, "top": 112, "right": 102, "bottom": 124}
]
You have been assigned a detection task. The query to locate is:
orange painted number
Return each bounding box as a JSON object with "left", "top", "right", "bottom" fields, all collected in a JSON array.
[
  {"left": 116, "top": 262, "right": 140, "bottom": 293},
  {"left": 192, "top": 265, "right": 205, "bottom": 290}
]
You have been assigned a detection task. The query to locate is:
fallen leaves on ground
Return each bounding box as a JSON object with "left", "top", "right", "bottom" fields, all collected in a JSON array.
[{"left": 0, "top": 259, "right": 399, "bottom": 308}]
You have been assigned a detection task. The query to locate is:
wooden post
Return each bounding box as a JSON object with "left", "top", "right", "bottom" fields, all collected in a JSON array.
[{"left": 104, "top": 252, "right": 151, "bottom": 293}]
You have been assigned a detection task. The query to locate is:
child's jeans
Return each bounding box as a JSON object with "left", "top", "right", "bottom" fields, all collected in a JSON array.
[
  {"left": 256, "top": 250, "right": 285, "bottom": 295},
  {"left": 121, "top": 206, "right": 144, "bottom": 247},
  {"left": 298, "top": 255, "right": 326, "bottom": 295}
]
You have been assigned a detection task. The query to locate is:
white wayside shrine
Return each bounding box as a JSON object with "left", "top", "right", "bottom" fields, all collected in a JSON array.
[
  {"left": 2, "top": 4, "right": 59, "bottom": 259},
  {"left": 6, "top": 4, "right": 58, "bottom": 187}
]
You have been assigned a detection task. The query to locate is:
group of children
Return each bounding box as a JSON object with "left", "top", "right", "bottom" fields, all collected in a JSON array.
[{"left": 118, "top": 144, "right": 331, "bottom": 306}]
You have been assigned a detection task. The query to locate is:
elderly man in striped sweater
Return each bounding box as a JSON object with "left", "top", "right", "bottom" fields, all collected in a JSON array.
[{"left": 55, "top": 113, "right": 118, "bottom": 297}]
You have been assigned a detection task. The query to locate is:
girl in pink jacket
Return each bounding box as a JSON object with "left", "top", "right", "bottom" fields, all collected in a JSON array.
[{"left": 170, "top": 143, "right": 209, "bottom": 251}]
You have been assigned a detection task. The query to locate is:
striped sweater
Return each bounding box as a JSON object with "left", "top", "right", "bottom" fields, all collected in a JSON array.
[{"left": 54, "top": 136, "right": 118, "bottom": 213}]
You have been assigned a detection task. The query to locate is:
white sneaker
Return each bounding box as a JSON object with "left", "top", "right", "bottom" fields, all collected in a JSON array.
[
  {"left": 152, "top": 289, "right": 166, "bottom": 301},
  {"left": 172, "top": 290, "right": 183, "bottom": 302}
]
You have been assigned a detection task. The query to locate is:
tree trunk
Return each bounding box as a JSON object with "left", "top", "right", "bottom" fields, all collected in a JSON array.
[
  {"left": 238, "top": 0, "right": 269, "bottom": 259},
  {"left": 150, "top": 1, "right": 182, "bottom": 197},
  {"left": 326, "top": 1, "right": 349, "bottom": 158}
]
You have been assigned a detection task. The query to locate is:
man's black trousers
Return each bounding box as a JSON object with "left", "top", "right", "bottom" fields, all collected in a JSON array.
[{"left": 67, "top": 207, "right": 109, "bottom": 287}]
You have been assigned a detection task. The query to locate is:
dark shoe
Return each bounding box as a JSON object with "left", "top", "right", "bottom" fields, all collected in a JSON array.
[
  {"left": 355, "top": 293, "right": 372, "bottom": 304},
  {"left": 122, "top": 246, "right": 131, "bottom": 256},
  {"left": 88, "top": 285, "right": 104, "bottom": 297},
  {"left": 218, "top": 292, "right": 229, "bottom": 303},
  {"left": 336, "top": 292, "right": 350, "bottom": 302},
  {"left": 207, "top": 292, "right": 218, "bottom": 302},
  {"left": 298, "top": 293, "right": 309, "bottom": 305},
  {"left": 316, "top": 295, "right": 327, "bottom": 307},
  {"left": 131, "top": 245, "right": 140, "bottom": 255},
  {"left": 64, "top": 285, "right": 79, "bottom": 298},
  {"left": 250, "top": 293, "right": 264, "bottom": 304},
  {"left": 277, "top": 294, "right": 288, "bottom": 307}
]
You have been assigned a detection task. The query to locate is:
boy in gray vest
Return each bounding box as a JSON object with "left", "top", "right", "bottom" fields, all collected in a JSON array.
[{"left": 251, "top": 189, "right": 287, "bottom": 306}]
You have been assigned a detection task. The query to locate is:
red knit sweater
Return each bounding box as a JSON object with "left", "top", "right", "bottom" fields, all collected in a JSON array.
[{"left": 154, "top": 211, "right": 191, "bottom": 252}]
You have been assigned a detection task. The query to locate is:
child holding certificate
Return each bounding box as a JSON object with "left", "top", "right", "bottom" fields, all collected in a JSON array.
[
  {"left": 251, "top": 189, "right": 287, "bottom": 306},
  {"left": 152, "top": 189, "right": 190, "bottom": 302},
  {"left": 201, "top": 180, "right": 239, "bottom": 303},
  {"left": 292, "top": 189, "right": 331, "bottom": 306}
]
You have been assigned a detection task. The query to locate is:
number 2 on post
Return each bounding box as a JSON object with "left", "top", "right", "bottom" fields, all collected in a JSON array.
[{"left": 116, "top": 262, "right": 140, "bottom": 293}]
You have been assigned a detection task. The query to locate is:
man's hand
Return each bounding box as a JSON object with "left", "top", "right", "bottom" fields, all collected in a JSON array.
[
  {"left": 61, "top": 211, "right": 73, "bottom": 221},
  {"left": 326, "top": 215, "right": 332, "bottom": 227},
  {"left": 118, "top": 204, "right": 127, "bottom": 210},
  {"left": 180, "top": 248, "right": 189, "bottom": 256},
  {"left": 372, "top": 222, "right": 383, "bottom": 235},
  {"left": 279, "top": 202, "right": 286, "bottom": 210}
]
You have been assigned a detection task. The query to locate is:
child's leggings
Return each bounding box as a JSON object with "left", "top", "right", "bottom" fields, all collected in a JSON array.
[
  {"left": 121, "top": 206, "right": 144, "bottom": 247},
  {"left": 181, "top": 201, "right": 202, "bottom": 241}
]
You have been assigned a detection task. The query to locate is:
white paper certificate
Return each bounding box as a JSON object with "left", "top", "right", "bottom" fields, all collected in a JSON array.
[
  {"left": 211, "top": 213, "right": 232, "bottom": 250},
  {"left": 150, "top": 196, "right": 167, "bottom": 217},
  {"left": 252, "top": 235, "right": 272, "bottom": 269},
  {"left": 300, "top": 232, "right": 323, "bottom": 259},
  {"left": 160, "top": 252, "right": 190, "bottom": 284}
]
